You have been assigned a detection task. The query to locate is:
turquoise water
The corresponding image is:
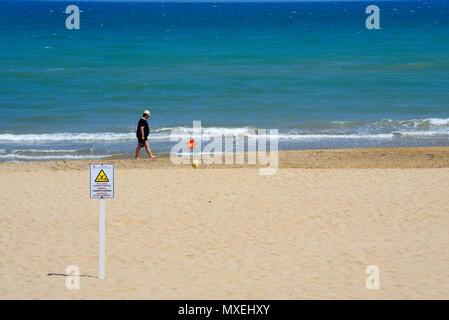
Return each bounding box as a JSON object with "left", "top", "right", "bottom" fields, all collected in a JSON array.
[{"left": 0, "top": 1, "right": 448, "bottom": 161}]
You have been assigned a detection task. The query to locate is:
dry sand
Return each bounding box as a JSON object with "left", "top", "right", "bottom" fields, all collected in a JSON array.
[{"left": 1, "top": 147, "right": 448, "bottom": 299}]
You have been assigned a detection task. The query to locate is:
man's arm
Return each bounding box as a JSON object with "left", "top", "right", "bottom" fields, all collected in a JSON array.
[{"left": 140, "top": 126, "right": 145, "bottom": 140}]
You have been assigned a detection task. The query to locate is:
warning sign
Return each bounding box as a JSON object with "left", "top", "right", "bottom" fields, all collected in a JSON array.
[
  {"left": 90, "top": 164, "right": 114, "bottom": 199},
  {"left": 95, "top": 170, "right": 109, "bottom": 182}
]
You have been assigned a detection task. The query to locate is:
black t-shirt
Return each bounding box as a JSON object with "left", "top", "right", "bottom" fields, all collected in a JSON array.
[{"left": 136, "top": 118, "right": 149, "bottom": 140}]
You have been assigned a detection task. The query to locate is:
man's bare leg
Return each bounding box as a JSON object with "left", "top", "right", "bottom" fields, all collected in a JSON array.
[
  {"left": 135, "top": 143, "right": 142, "bottom": 159},
  {"left": 144, "top": 141, "right": 157, "bottom": 159}
]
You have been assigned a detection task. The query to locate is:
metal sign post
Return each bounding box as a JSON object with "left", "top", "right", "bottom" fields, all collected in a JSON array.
[
  {"left": 90, "top": 164, "right": 114, "bottom": 279},
  {"left": 98, "top": 198, "right": 106, "bottom": 279}
]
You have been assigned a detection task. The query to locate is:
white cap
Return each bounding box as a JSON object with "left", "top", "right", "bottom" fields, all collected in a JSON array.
[{"left": 143, "top": 110, "right": 151, "bottom": 116}]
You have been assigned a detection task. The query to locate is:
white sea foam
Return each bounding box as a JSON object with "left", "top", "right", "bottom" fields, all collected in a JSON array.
[
  {"left": 0, "top": 118, "right": 448, "bottom": 143},
  {"left": 11, "top": 149, "right": 81, "bottom": 154},
  {"left": 278, "top": 133, "right": 395, "bottom": 139},
  {"left": 0, "top": 132, "right": 135, "bottom": 142},
  {"left": 426, "top": 118, "right": 449, "bottom": 126},
  {"left": 392, "top": 131, "right": 449, "bottom": 137},
  {"left": 152, "top": 126, "right": 258, "bottom": 139},
  {"left": 0, "top": 130, "right": 445, "bottom": 142},
  {"left": 152, "top": 125, "right": 448, "bottom": 140},
  {"left": 330, "top": 118, "right": 449, "bottom": 128},
  {"left": 0, "top": 154, "right": 106, "bottom": 160}
]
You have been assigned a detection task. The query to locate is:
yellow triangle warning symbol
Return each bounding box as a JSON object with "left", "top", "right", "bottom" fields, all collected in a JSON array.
[{"left": 95, "top": 170, "right": 109, "bottom": 182}]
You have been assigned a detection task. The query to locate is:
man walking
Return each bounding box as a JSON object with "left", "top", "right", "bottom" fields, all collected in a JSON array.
[{"left": 135, "top": 109, "right": 157, "bottom": 159}]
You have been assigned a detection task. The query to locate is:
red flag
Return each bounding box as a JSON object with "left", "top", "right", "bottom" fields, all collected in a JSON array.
[{"left": 187, "top": 139, "right": 195, "bottom": 150}]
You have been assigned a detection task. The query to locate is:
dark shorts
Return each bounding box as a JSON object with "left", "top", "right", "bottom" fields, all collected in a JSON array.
[{"left": 138, "top": 138, "right": 148, "bottom": 148}]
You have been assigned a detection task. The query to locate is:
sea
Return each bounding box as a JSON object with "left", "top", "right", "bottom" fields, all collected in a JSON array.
[{"left": 0, "top": 1, "right": 448, "bottom": 161}]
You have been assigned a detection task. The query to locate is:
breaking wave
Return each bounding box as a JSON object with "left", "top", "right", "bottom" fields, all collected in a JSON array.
[{"left": 1, "top": 117, "right": 447, "bottom": 142}]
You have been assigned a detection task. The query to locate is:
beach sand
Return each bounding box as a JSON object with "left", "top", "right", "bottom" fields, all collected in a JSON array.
[{"left": 1, "top": 147, "right": 448, "bottom": 299}]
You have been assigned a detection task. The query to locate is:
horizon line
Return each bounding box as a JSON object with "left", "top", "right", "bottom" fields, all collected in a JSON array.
[{"left": 4, "top": 0, "right": 431, "bottom": 2}]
